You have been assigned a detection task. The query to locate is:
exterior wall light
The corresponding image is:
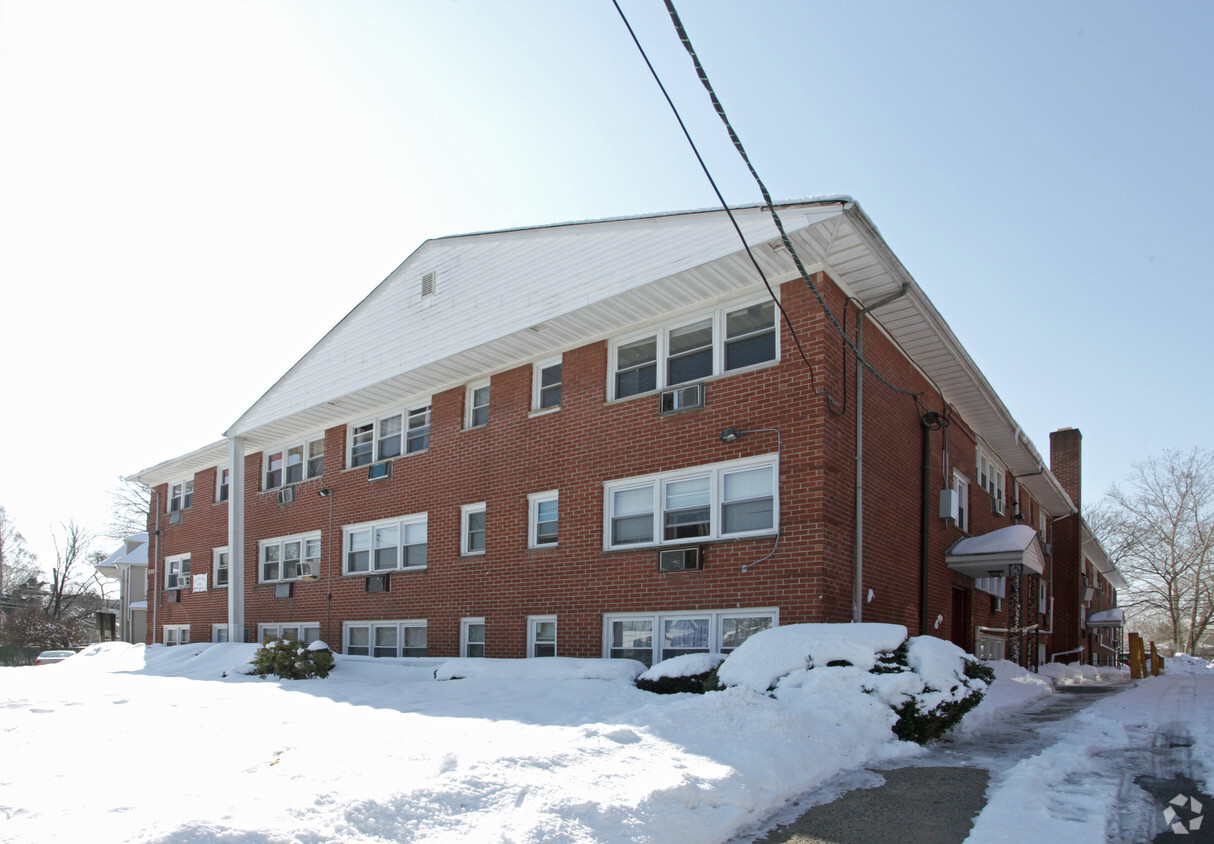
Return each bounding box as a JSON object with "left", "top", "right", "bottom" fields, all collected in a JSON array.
[{"left": 719, "top": 428, "right": 742, "bottom": 443}]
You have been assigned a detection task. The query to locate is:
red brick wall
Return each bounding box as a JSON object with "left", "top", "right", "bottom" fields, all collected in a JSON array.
[{"left": 149, "top": 272, "right": 1062, "bottom": 661}]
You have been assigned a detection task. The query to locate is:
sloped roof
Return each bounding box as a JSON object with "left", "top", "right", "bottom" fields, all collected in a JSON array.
[{"left": 945, "top": 525, "right": 1047, "bottom": 577}]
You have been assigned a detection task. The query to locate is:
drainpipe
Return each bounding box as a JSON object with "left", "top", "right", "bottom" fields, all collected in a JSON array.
[
  {"left": 918, "top": 411, "right": 949, "bottom": 635},
  {"left": 227, "top": 436, "right": 246, "bottom": 643},
  {"left": 852, "top": 284, "right": 908, "bottom": 622}
]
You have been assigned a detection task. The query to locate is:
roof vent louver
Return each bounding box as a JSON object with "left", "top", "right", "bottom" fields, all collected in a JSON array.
[{"left": 421, "top": 271, "right": 436, "bottom": 297}]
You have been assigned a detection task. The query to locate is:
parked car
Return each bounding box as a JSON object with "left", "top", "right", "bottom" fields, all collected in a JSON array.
[{"left": 33, "top": 650, "right": 76, "bottom": 666}]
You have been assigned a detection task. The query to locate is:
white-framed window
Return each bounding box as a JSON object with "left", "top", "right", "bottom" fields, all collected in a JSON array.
[
  {"left": 169, "top": 478, "right": 193, "bottom": 512},
  {"left": 528, "top": 616, "right": 557, "bottom": 657},
  {"left": 216, "top": 467, "right": 230, "bottom": 503},
  {"left": 165, "top": 554, "right": 191, "bottom": 590},
  {"left": 466, "top": 381, "right": 490, "bottom": 428},
  {"left": 952, "top": 470, "right": 970, "bottom": 533},
  {"left": 1039, "top": 580, "right": 1048, "bottom": 615},
  {"left": 461, "top": 617, "right": 485, "bottom": 658},
  {"left": 1039, "top": 512, "right": 1049, "bottom": 543},
  {"left": 461, "top": 503, "right": 486, "bottom": 556},
  {"left": 343, "top": 620, "right": 427, "bottom": 657},
  {"left": 349, "top": 403, "right": 430, "bottom": 468},
  {"left": 258, "top": 623, "right": 321, "bottom": 645},
  {"left": 974, "top": 576, "right": 1005, "bottom": 598},
  {"left": 212, "top": 624, "right": 230, "bottom": 643},
  {"left": 528, "top": 491, "right": 559, "bottom": 548},
  {"left": 213, "top": 547, "right": 229, "bottom": 588},
  {"left": 264, "top": 434, "right": 324, "bottom": 489},
  {"left": 603, "top": 608, "right": 776, "bottom": 667},
  {"left": 533, "top": 357, "right": 562, "bottom": 411},
  {"left": 163, "top": 625, "right": 190, "bottom": 646},
  {"left": 343, "top": 513, "right": 428, "bottom": 574},
  {"left": 604, "top": 455, "right": 777, "bottom": 549},
  {"left": 976, "top": 447, "right": 1006, "bottom": 515},
  {"left": 259, "top": 532, "right": 321, "bottom": 583},
  {"left": 975, "top": 634, "right": 1004, "bottom": 661},
  {"left": 610, "top": 297, "right": 777, "bottom": 400}
]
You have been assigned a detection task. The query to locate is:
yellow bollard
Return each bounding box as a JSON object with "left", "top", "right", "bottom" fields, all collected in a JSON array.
[
  {"left": 1150, "top": 641, "right": 1160, "bottom": 677},
  {"left": 1128, "top": 633, "right": 1144, "bottom": 680}
]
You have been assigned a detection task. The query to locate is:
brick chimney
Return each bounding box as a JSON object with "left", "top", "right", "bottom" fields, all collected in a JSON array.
[{"left": 1050, "top": 427, "right": 1082, "bottom": 508}]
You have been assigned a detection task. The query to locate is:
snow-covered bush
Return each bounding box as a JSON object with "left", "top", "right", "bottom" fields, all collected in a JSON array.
[
  {"left": 635, "top": 653, "right": 727, "bottom": 695},
  {"left": 250, "top": 639, "right": 334, "bottom": 680},
  {"left": 709, "top": 623, "right": 991, "bottom": 744}
]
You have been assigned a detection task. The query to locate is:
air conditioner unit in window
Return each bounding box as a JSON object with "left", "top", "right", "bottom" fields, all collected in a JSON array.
[
  {"left": 1043, "top": 543, "right": 1053, "bottom": 556},
  {"left": 1082, "top": 586, "right": 1095, "bottom": 603},
  {"left": 659, "top": 383, "right": 704, "bottom": 414},
  {"left": 365, "top": 574, "right": 389, "bottom": 593},
  {"left": 179, "top": 575, "right": 191, "bottom": 589},
  {"left": 277, "top": 486, "right": 296, "bottom": 505},
  {"left": 991, "top": 496, "right": 1004, "bottom": 516},
  {"left": 990, "top": 595, "right": 1002, "bottom": 613},
  {"left": 658, "top": 546, "right": 703, "bottom": 572},
  {"left": 274, "top": 583, "right": 293, "bottom": 599},
  {"left": 368, "top": 461, "right": 392, "bottom": 481},
  {"left": 168, "top": 510, "right": 183, "bottom": 525}
]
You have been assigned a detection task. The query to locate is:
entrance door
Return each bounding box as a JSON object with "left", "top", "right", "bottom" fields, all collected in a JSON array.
[{"left": 950, "top": 587, "right": 970, "bottom": 652}]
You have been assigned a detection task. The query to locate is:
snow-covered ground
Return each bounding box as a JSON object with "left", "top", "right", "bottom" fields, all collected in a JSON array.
[{"left": 0, "top": 639, "right": 1209, "bottom": 843}]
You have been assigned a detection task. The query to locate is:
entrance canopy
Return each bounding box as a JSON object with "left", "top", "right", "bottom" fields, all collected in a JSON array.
[
  {"left": 946, "top": 524, "right": 1045, "bottom": 579},
  {"left": 1086, "top": 608, "right": 1125, "bottom": 628}
]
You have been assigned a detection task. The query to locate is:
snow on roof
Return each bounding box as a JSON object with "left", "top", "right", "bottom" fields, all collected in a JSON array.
[
  {"left": 949, "top": 524, "right": 1039, "bottom": 556},
  {"left": 946, "top": 525, "right": 1046, "bottom": 577},
  {"left": 1086, "top": 608, "right": 1125, "bottom": 627}
]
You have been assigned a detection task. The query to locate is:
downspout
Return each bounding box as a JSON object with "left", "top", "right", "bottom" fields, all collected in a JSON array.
[
  {"left": 228, "top": 436, "right": 246, "bottom": 643},
  {"left": 918, "top": 411, "right": 949, "bottom": 635},
  {"left": 852, "top": 283, "right": 909, "bottom": 622}
]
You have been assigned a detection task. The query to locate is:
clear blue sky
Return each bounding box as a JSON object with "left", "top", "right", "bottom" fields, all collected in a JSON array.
[{"left": 1, "top": 0, "right": 1211, "bottom": 569}]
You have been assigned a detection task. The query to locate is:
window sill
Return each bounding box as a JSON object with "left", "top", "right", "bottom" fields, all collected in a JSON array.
[
  {"left": 527, "top": 543, "right": 559, "bottom": 550},
  {"left": 460, "top": 552, "right": 486, "bottom": 559},
  {"left": 528, "top": 406, "right": 560, "bottom": 418},
  {"left": 341, "top": 566, "right": 427, "bottom": 577},
  {"left": 603, "top": 531, "right": 776, "bottom": 553}
]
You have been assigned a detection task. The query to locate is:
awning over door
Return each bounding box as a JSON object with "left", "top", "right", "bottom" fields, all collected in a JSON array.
[
  {"left": 946, "top": 524, "right": 1045, "bottom": 579},
  {"left": 1086, "top": 608, "right": 1125, "bottom": 628}
]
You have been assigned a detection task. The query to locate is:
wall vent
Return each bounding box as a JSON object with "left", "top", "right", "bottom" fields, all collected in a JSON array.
[
  {"left": 365, "top": 574, "right": 390, "bottom": 593},
  {"left": 421, "top": 271, "right": 436, "bottom": 297},
  {"left": 658, "top": 546, "right": 703, "bottom": 572},
  {"left": 368, "top": 461, "right": 392, "bottom": 481},
  {"left": 277, "top": 486, "right": 296, "bottom": 505},
  {"left": 274, "top": 583, "right": 293, "bottom": 599},
  {"left": 659, "top": 383, "right": 704, "bottom": 414}
]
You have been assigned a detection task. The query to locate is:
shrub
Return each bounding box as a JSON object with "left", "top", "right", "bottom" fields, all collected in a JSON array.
[
  {"left": 887, "top": 657, "right": 992, "bottom": 744},
  {"left": 636, "top": 666, "right": 723, "bottom": 695},
  {"left": 250, "top": 639, "right": 334, "bottom": 680}
]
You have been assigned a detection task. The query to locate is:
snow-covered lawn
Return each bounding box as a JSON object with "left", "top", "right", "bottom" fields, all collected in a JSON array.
[{"left": 0, "top": 635, "right": 1204, "bottom": 844}]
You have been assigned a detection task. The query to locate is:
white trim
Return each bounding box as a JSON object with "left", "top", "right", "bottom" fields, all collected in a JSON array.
[
  {"left": 212, "top": 547, "right": 229, "bottom": 588},
  {"left": 211, "top": 623, "right": 230, "bottom": 643},
  {"left": 527, "top": 615, "right": 557, "bottom": 657},
  {"left": 168, "top": 478, "right": 194, "bottom": 512},
  {"left": 343, "top": 513, "right": 428, "bottom": 575},
  {"left": 263, "top": 433, "right": 325, "bottom": 490},
  {"left": 215, "top": 466, "right": 230, "bottom": 503},
  {"left": 465, "top": 380, "right": 490, "bottom": 428},
  {"left": 257, "top": 622, "right": 321, "bottom": 645},
  {"left": 527, "top": 490, "right": 559, "bottom": 548},
  {"left": 461, "top": 617, "right": 486, "bottom": 658},
  {"left": 461, "top": 503, "right": 486, "bottom": 556},
  {"left": 347, "top": 400, "right": 431, "bottom": 469},
  {"left": 257, "top": 531, "right": 322, "bottom": 583},
  {"left": 163, "top": 624, "right": 190, "bottom": 646},
  {"left": 608, "top": 294, "right": 778, "bottom": 401},
  {"left": 952, "top": 470, "right": 970, "bottom": 533},
  {"left": 602, "top": 607, "right": 777, "bottom": 666},
  {"left": 343, "top": 619, "right": 427, "bottom": 657},
  {"left": 165, "top": 553, "right": 191, "bottom": 590},
  {"left": 603, "top": 454, "right": 778, "bottom": 550},
  {"left": 531, "top": 356, "right": 563, "bottom": 411}
]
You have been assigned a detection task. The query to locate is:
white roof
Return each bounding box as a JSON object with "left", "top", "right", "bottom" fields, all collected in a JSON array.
[
  {"left": 1087, "top": 608, "right": 1125, "bottom": 627},
  {"left": 96, "top": 533, "right": 150, "bottom": 573},
  {"left": 946, "top": 525, "right": 1046, "bottom": 577}
]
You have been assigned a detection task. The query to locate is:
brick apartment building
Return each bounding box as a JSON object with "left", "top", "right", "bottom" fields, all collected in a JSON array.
[{"left": 130, "top": 199, "right": 1124, "bottom": 667}]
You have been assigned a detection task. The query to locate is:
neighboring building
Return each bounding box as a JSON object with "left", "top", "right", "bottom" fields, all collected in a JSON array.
[
  {"left": 94, "top": 533, "right": 150, "bottom": 644},
  {"left": 130, "top": 199, "right": 1122, "bottom": 667}
]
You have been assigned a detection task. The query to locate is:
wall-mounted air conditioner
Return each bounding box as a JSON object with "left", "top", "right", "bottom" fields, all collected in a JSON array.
[
  {"left": 274, "top": 583, "right": 293, "bottom": 599},
  {"left": 939, "top": 489, "right": 959, "bottom": 522},
  {"left": 368, "top": 461, "right": 392, "bottom": 481},
  {"left": 365, "top": 574, "right": 390, "bottom": 593},
  {"left": 658, "top": 546, "right": 703, "bottom": 572},
  {"left": 277, "top": 486, "right": 296, "bottom": 505},
  {"left": 168, "top": 510, "right": 183, "bottom": 526},
  {"left": 659, "top": 383, "right": 704, "bottom": 414}
]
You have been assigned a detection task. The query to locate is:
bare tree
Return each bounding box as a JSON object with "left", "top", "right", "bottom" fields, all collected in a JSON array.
[
  {"left": 1092, "top": 448, "right": 1214, "bottom": 654},
  {"left": 103, "top": 476, "right": 151, "bottom": 541},
  {"left": 47, "top": 520, "right": 106, "bottom": 622},
  {"left": 0, "top": 506, "right": 42, "bottom": 627}
]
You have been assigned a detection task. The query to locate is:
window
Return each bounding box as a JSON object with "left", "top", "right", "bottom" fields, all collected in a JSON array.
[
  {"left": 1039, "top": 512, "right": 1049, "bottom": 543},
  {"left": 216, "top": 467, "right": 230, "bottom": 503},
  {"left": 258, "top": 623, "right": 320, "bottom": 645},
  {"left": 952, "top": 470, "right": 970, "bottom": 533},
  {"left": 1039, "top": 581, "right": 1048, "bottom": 615},
  {"left": 610, "top": 297, "right": 777, "bottom": 399},
  {"left": 975, "top": 634, "right": 1004, "bottom": 661},
  {"left": 462, "top": 503, "right": 486, "bottom": 556},
  {"left": 344, "top": 621, "right": 427, "bottom": 657},
  {"left": 349, "top": 403, "right": 430, "bottom": 468},
  {"left": 259, "top": 533, "right": 321, "bottom": 583},
  {"left": 533, "top": 358, "right": 562, "bottom": 410},
  {"left": 461, "top": 618, "right": 485, "bottom": 658},
  {"left": 528, "top": 491, "right": 559, "bottom": 547},
  {"left": 213, "top": 547, "right": 229, "bottom": 588},
  {"left": 165, "top": 554, "right": 190, "bottom": 590},
  {"left": 212, "top": 624, "right": 229, "bottom": 643},
  {"left": 604, "top": 456, "right": 777, "bottom": 549},
  {"left": 976, "top": 447, "right": 1006, "bottom": 515},
  {"left": 169, "top": 479, "right": 193, "bottom": 512},
  {"left": 344, "top": 514, "right": 427, "bottom": 575},
  {"left": 264, "top": 434, "right": 324, "bottom": 489},
  {"left": 163, "top": 625, "right": 190, "bottom": 646},
  {"left": 466, "top": 382, "right": 490, "bottom": 428},
  {"left": 604, "top": 609, "right": 775, "bottom": 667},
  {"left": 528, "top": 616, "right": 557, "bottom": 657},
  {"left": 974, "top": 576, "right": 1005, "bottom": 598}
]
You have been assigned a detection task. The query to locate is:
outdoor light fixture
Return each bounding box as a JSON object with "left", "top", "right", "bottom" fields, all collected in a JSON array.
[
  {"left": 719, "top": 428, "right": 742, "bottom": 443},
  {"left": 989, "top": 570, "right": 1004, "bottom": 580},
  {"left": 318, "top": 488, "right": 332, "bottom": 497}
]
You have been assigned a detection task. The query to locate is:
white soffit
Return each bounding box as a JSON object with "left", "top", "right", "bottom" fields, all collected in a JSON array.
[
  {"left": 225, "top": 202, "right": 848, "bottom": 444},
  {"left": 129, "top": 440, "right": 229, "bottom": 488}
]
